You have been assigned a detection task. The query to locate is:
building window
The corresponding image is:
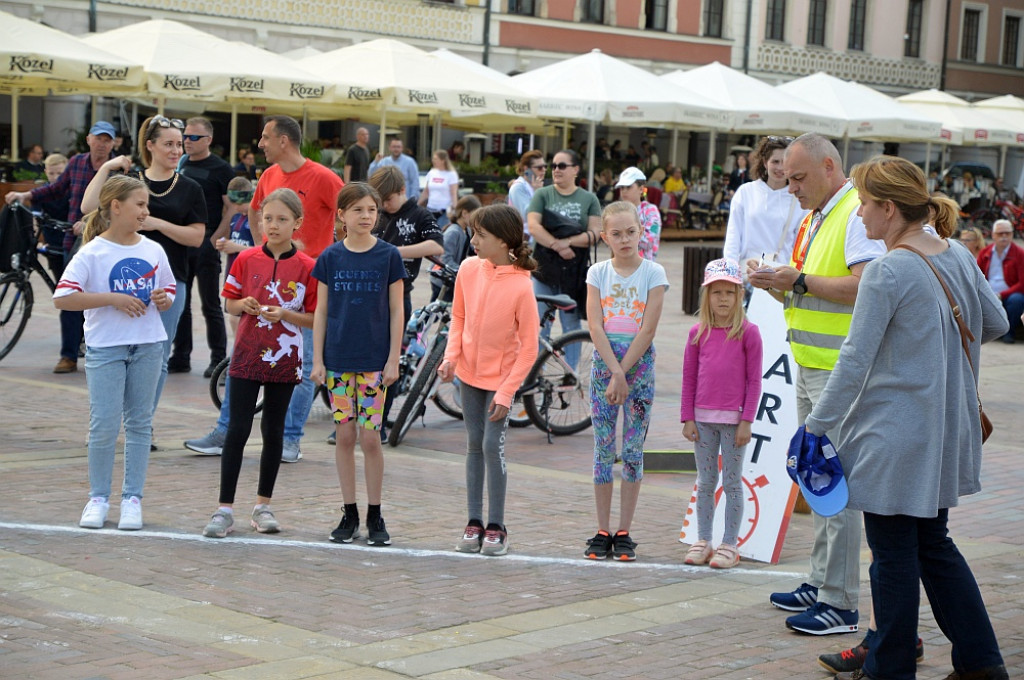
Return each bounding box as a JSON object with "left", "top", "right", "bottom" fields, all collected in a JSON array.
[
  {"left": 848, "top": 0, "right": 866, "bottom": 51},
  {"left": 704, "top": 0, "right": 724, "bottom": 38},
  {"left": 508, "top": 0, "right": 535, "bottom": 15},
  {"left": 961, "top": 8, "right": 981, "bottom": 61},
  {"left": 1004, "top": 15, "right": 1021, "bottom": 66},
  {"left": 581, "top": 0, "right": 605, "bottom": 23},
  {"left": 765, "top": 0, "right": 786, "bottom": 41},
  {"left": 904, "top": 0, "right": 923, "bottom": 58},
  {"left": 646, "top": 0, "right": 669, "bottom": 30},
  {"left": 807, "top": 0, "right": 827, "bottom": 46}
]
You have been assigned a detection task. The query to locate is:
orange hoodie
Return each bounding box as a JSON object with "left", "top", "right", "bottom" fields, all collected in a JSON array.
[{"left": 444, "top": 257, "right": 540, "bottom": 407}]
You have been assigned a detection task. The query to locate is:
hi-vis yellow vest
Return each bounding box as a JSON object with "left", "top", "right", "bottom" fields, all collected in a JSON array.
[{"left": 784, "top": 187, "right": 860, "bottom": 370}]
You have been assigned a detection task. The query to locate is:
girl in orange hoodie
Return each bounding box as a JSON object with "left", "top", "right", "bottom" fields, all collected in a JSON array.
[{"left": 438, "top": 204, "right": 540, "bottom": 556}]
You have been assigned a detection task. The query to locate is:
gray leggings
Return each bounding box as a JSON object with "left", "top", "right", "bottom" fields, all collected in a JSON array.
[
  {"left": 460, "top": 382, "right": 511, "bottom": 527},
  {"left": 694, "top": 421, "right": 746, "bottom": 546}
]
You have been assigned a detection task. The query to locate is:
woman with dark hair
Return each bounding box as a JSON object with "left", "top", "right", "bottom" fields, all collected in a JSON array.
[
  {"left": 83, "top": 115, "right": 206, "bottom": 420},
  {"left": 526, "top": 149, "right": 601, "bottom": 367},
  {"left": 806, "top": 155, "right": 1008, "bottom": 680},
  {"left": 508, "top": 150, "right": 546, "bottom": 238},
  {"left": 723, "top": 135, "right": 802, "bottom": 272}
]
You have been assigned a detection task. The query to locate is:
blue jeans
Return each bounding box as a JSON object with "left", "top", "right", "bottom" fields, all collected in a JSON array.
[
  {"left": 863, "top": 509, "right": 1003, "bottom": 680},
  {"left": 1001, "top": 292, "right": 1024, "bottom": 338},
  {"left": 153, "top": 279, "right": 187, "bottom": 411},
  {"left": 533, "top": 277, "right": 581, "bottom": 369},
  {"left": 85, "top": 342, "right": 163, "bottom": 500},
  {"left": 215, "top": 326, "right": 314, "bottom": 444}
]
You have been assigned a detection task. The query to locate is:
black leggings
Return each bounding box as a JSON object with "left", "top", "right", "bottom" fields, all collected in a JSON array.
[{"left": 220, "top": 377, "right": 295, "bottom": 505}]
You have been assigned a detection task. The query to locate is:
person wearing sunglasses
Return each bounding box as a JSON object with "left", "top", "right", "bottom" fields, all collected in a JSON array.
[
  {"left": 508, "top": 149, "right": 546, "bottom": 239},
  {"left": 83, "top": 114, "right": 207, "bottom": 437},
  {"left": 166, "top": 117, "right": 236, "bottom": 378},
  {"left": 526, "top": 149, "right": 602, "bottom": 369}
]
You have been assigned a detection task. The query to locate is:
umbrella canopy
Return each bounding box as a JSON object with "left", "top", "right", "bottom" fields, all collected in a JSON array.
[
  {"left": 510, "top": 49, "right": 727, "bottom": 128},
  {"left": 0, "top": 10, "right": 143, "bottom": 94},
  {"left": 974, "top": 95, "right": 1024, "bottom": 145},
  {"left": 82, "top": 20, "right": 333, "bottom": 107},
  {"left": 777, "top": 72, "right": 948, "bottom": 142},
  {"left": 661, "top": 62, "right": 845, "bottom": 136},
  {"left": 896, "top": 89, "right": 1023, "bottom": 147},
  {"left": 298, "top": 39, "right": 537, "bottom": 122}
]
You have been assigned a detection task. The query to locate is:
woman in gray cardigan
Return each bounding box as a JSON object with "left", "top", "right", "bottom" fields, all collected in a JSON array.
[{"left": 805, "top": 156, "right": 1008, "bottom": 680}]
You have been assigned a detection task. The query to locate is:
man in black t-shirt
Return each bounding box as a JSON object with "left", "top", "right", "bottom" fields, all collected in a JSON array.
[
  {"left": 343, "top": 127, "right": 370, "bottom": 183},
  {"left": 172, "top": 116, "right": 235, "bottom": 377}
]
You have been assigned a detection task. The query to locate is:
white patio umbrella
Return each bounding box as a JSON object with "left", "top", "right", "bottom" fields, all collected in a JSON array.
[
  {"left": 1, "top": 10, "right": 143, "bottom": 159},
  {"left": 974, "top": 95, "right": 1024, "bottom": 179},
  {"left": 511, "top": 49, "right": 729, "bottom": 189},
  {"left": 82, "top": 20, "right": 334, "bottom": 154},
  {"left": 661, "top": 62, "right": 845, "bottom": 136},
  {"left": 297, "top": 39, "right": 539, "bottom": 154}
]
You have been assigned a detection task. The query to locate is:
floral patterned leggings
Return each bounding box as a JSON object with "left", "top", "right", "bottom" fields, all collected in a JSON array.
[{"left": 590, "top": 343, "right": 656, "bottom": 485}]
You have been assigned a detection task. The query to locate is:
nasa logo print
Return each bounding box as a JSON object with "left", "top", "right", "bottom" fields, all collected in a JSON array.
[{"left": 109, "top": 257, "right": 159, "bottom": 306}]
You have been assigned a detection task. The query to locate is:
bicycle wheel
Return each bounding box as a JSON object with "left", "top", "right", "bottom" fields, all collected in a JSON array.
[
  {"left": 209, "top": 357, "right": 264, "bottom": 414},
  {"left": 389, "top": 337, "right": 446, "bottom": 447},
  {"left": 0, "top": 273, "right": 32, "bottom": 362},
  {"left": 432, "top": 380, "right": 463, "bottom": 420},
  {"left": 523, "top": 328, "right": 594, "bottom": 436}
]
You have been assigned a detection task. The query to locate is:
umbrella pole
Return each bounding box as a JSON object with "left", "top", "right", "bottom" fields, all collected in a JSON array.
[
  {"left": 925, "top": 142, "right": 932, "bottom": 175},
  {"left": 587, "top": 120, "right": 596, "bottom": 193},
  {"left": 230, "top": 104, "right": 238, "bottom": 166},
  {"left": 91, "top": 96, "right": 98, "bottom": 126},
  {"left": 563, "top": 118, "right": 569, "bottom": 149},
  {"left": 843, "top": 135, "right": 850, "bottom": 171},
  {"left": 302, "top": 107, "right": 309, "bottom": 142},
  {"left": 379, "top": 108, "right": 387, "bottom": 156},
  {"left": 671, "top": 128, "right": 679, "bottom": 168},
  {"left": 158, "top": 96, "right": 165, "bottom": 117},
  {"left": 706, "top": 130, "right": 715, "bottom": 189},
  {"left": 999, "top": 144, "right": 1007, "bottom": 178},
  {"left": 433, "top": 115, "right": 442, "bottom": 153},
  {"left": 10, "top": 89, "right": 19, "bottom": 162}
]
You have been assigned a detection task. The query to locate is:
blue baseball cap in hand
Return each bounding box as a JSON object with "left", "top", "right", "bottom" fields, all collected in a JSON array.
[{"left": 787, "top": 426, "right": 849, "bottom": 517}]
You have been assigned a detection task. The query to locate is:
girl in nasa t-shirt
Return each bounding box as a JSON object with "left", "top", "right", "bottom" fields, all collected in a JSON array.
[{"left": 53, "top": 175, "right": 176, "bottom": 532}]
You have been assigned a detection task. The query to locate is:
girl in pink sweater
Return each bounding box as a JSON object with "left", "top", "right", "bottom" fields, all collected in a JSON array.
[
  {"left": 681, "top": 258, "right": 762, "bottom": 569},
  {"left": 438, "top": 204, "right": 540, "bottom": 556}
]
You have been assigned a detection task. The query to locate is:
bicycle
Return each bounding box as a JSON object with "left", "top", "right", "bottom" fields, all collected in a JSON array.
[
  {"left": 388, "top": 291, "right": 594, "bottom": 446},
  {"left": 208, "top": 355, "right": 332, "bottom": 413},
  {"left": 0, "top": 202, "right": 70, "bottom": 361}
]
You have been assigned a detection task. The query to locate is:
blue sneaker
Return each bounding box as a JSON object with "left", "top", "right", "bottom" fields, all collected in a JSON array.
[
  {"left": 770, "top": 582, "right": 818, "bottom": 611},
  {"left": 786, "top": 601, "right": 858, "bottom": 635}
]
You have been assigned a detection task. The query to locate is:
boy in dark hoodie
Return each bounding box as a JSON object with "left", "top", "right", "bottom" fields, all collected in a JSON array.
[{"left": 369, "top": 166, "right": 444, "bottom": 320}]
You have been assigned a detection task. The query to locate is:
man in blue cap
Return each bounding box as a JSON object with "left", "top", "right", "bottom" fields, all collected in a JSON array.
[{"left": 4, "top": 121, "right": 118, "bottom": 373}]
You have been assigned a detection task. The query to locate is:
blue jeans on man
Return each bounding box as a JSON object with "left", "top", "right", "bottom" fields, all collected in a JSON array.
[{"left": 999, "top": 292, "right": 1024, "bottom": 342}]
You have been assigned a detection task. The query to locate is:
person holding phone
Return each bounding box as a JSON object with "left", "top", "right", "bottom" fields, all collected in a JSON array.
[{"left": 508, "top": 150, "right": 546, "bottom": 241}]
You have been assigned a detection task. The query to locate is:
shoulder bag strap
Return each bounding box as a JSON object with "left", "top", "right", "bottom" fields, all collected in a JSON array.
[{"left": 895, "top": 243, "right": 984, "bottom": 403}]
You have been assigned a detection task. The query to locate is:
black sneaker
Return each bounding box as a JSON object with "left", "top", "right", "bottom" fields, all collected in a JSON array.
[
  {"left": 366, "top": 515, "right": 391, "bottom": 546},
  {"left": 203, "top": 361, "right": 221, "bottom": 379},
  {"left": 167, "top": 360, "right": 191, "bottom": 373},
  {"left": 611, "top": 531, "right": 637, "bottom": 561},
  {"left": 329, "top": 511, "right": 360, "bottom": 543},
  {"left": 819, "top": 638, "right": 925, "bottom": 673},
  {"left": 584, "top": 530, "right": 613, "bottom": 559}
]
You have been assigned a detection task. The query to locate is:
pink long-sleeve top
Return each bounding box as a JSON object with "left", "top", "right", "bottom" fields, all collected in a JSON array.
[
  {"left": 443, "top": 257, "right": 540, "bottom": 408},
  {"left": 680, "top": 320, "right": 763, "bottom": 423}
]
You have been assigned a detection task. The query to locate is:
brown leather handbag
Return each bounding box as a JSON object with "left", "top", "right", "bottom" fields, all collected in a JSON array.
[{"left": 896, "top": 244, "right": 993, "bottom": 443}]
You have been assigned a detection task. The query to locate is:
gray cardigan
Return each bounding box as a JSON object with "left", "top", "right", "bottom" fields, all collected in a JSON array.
[{"left": 805, "top": 241, "right": 1008, "bottom": 517}]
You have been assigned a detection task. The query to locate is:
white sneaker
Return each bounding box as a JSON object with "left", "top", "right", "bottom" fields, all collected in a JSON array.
[
  {"left": 282, "top": 439, "right": 302, "bottom": 463},
  {"left": 118, "top": 496, "right": 143, "bottom": 530},
  {"left": 79, "top": 497, "right": 109, "bottom": 529}
]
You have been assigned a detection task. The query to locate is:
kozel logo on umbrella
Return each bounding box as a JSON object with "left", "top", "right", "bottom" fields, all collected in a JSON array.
[
  {"left": 164, "top": 74, "right": 201, "bottom": 91},
  {"left": 290, "top": 83, "right": 325, "bottom": 99},
  {"left": 230, "top": 77, "right": 265, "bottom": 93},
  {"left": 621, "top": 105, "right": 644, "bottom": 118},
  {"left": 506, "top": 100, "right": 531, "bottom": 114},
  {"left": 408, "top": 89, "right": 439, "bottom": 104},
  {"left": 9, "top": 56, "right": 54, "bottom": 74},
  {"left": 87, "top": 64, "right": 131, "bottom": 81},
  {"left": 459, "top": 94, "right": 487, "bottom": 108},
  {"left": 348, "top": 86, "right": 382, "bottom": 101}
]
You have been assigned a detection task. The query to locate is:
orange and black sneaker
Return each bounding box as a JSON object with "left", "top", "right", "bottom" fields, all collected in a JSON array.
[
  {"left": 612, "top": 531, "right": 637, "bottom": 561},
  {"left": 584, "top": 530, "right": 613, "bottom": 559}
]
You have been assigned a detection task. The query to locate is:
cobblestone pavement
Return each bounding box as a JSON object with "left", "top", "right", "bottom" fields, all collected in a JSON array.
[{"left": 1, "top": 240, "right": 1021, "bottom": 679}]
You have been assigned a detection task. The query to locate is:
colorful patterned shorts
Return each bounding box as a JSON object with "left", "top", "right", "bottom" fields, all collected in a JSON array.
[{"left": 326, "top": 371, "right": 387, "bottom": 430}]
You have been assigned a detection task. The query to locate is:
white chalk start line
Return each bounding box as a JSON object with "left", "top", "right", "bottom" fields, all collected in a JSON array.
[{"left": 0, "top": 521, "right": 807, "bottom": 578}]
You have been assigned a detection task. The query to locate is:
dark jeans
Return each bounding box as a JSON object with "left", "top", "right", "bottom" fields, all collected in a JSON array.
[
  {"left": 219, "top": 377, "right": 295, "bottom": 505},
  {"left": 171, "top": 240, "right": 227, "bottom": 365},
  {"left": 58, "top": 248, "right": 83, "bottom": 361},
  {"left": 1000, "top": 292, "right": 1024, "bottom": 339},
  {"left": 863, "top": 509, "right": 1003, "bottom": 680}
]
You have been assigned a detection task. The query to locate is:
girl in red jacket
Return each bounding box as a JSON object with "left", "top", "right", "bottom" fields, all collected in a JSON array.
[{"left": 438, "top": 204, "right": 540, "bottom": 556}]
